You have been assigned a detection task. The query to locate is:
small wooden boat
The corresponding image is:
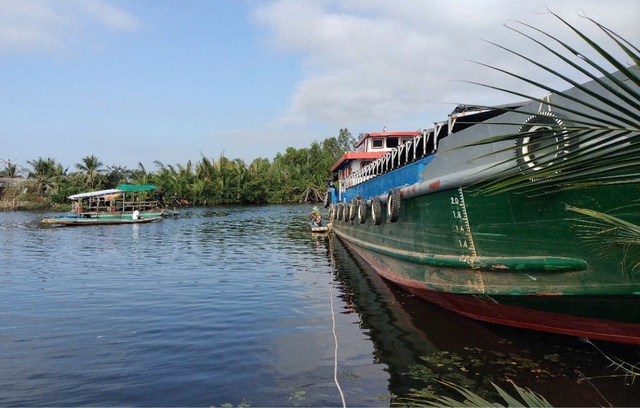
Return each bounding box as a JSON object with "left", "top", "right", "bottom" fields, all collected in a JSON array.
[
  {"left": 311, "top": 224, "right": 329, "bottom": 233},
  {"left": 41, "top": 216, "right": 162, "bottom": 226},
  {"left": 309, "top": 205, "right": 328, "bottom": 233}
]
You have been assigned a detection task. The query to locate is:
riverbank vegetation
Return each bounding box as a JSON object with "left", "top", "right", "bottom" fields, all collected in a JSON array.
[{"left": 0, "top": 129, "right": 356, "bottom": 210}]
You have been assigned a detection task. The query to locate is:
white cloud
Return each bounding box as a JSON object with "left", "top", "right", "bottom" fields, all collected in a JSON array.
[
  {"left": 79, "top": 0, "right": 139, "bottom": 31},
  {"left": 253, "top": 0, "right": 640, "bottom": 128},
  {"left": 0, "top": 0, "right": 139, "bottom": 53}
]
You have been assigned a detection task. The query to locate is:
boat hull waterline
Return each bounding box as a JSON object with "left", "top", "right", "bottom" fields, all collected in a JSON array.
[{"left": 336, "top": 230, "right": 640, "bottom": 345}]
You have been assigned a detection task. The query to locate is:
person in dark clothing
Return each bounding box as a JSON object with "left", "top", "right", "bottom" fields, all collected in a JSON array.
[{"left": 172, "top": 193, "right": 179, "bottom": 211}]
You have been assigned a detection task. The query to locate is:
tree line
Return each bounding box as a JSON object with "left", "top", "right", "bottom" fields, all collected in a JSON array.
[{"left": 1, "top": 129, "right": 356, "bottom": 206}]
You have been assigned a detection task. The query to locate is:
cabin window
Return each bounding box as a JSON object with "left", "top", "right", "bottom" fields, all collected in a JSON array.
[
  {"left": 402, "top": 138, "right": 413, "bottom": 145},
  {"left": 386, "top": 138, "right": 399, "bottom": 148},
  {"left": 360, "top": 161, "right": 371, "bottom": 169},
  {"left": 371, "top": 138, "right": 384, "bottom": 149}
]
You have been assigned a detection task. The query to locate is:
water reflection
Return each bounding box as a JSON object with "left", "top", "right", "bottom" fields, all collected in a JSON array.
[{"left": 326, "top": 234, "right": 640, "bottom": 407}]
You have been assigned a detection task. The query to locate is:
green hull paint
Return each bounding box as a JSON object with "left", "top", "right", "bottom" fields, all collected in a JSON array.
[
  {"left": 331, "top": 185, "right": 640, "bottom": 297},
  {"left": 331, "top": 185, "right": 640, "bottom": 342}
]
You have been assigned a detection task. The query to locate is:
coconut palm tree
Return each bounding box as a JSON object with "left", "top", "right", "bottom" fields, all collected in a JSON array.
[
  {"left": 27, "top": 157, "right": 65, "bottom": 196},
  {"left": 75, "top": 155, "right": 106, "bottom": 189}
]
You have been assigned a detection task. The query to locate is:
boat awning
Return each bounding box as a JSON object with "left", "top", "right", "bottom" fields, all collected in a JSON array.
[
  {"left": 330, "top": 152, "right": 388, "bottom": 173},
  {"left": 116, "top": 184, "right": 158, "bottom": 192},
  {"left": 68, "top": 189, "right": 122, "bottom": 200}
]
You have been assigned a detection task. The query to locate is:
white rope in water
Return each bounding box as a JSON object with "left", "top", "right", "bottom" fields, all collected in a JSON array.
[{"left": 330, "top": 276, "right": 347, "bottom": 408}]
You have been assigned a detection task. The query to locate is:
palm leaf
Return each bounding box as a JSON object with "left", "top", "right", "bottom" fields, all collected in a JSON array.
[
  {"left": 580, "top": 338, "right": 640, "bottom": 384},
  {"left": 566, "top": 205, "right": 640, "bottom": 269},
  {"left": 420, "top": 380, "right": 552, "bottom": 407},
  {"left": 454, "top": 12, "right": 640, "bottom": 195}
]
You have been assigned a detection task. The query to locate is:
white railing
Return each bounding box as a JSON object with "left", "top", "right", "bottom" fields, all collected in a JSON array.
[
  {"left": 343, "top": 129, "right": 436, "bottom": 189},
  {"left": 340, "top": 106, "right": 498, "bottom": 191}
]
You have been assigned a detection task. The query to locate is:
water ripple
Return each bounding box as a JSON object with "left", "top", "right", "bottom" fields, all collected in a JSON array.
[{"left": 0, "top": 205, "right": 390, "bottom": 406}]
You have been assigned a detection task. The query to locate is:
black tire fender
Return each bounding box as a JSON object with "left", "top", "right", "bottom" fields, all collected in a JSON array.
[
  {"left": 387, "top": 188, "right": 401, "bottom": 223},
  {"left": 349, "top": 200, "right": 357, "bottom": 221},
  {"left": 357, "top": 200, "right": 367, "bottom": 224},
  {"left": 371, "top": 197, "right": 382, "bottom": 225}
]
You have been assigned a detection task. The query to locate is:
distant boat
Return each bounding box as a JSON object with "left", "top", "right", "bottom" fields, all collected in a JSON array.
[
  {"left": 41, "top": 215, "right": 162, "bottom": 226},
  {"left": 327, "top": 68, "right": 640, "bottom": 345},
  {"left": 66, "top": 184, "right": 166, "bottom": 219}
]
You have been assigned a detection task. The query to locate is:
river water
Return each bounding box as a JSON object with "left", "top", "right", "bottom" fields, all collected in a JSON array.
[{"left": 1, "top": 205, "right": 639, "bottom": 407}]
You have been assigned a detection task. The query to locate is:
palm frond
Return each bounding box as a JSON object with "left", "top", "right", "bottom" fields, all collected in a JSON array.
[
  {"left": 567, "top": 205, "right": 640, "bottom": 269},
  {"left": 580, "top": 338, "right": 640, "bottom": 384},
  {"left": 459, "top": 13, "right": 640, "bottom": 195},
  {"left": 422, "top": 380, "right": 552, "bottom": 407}
]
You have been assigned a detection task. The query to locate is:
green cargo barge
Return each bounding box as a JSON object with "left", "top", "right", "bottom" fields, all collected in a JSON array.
[{"left": 328, "top": 64, "right": 640, "bottom": 344}]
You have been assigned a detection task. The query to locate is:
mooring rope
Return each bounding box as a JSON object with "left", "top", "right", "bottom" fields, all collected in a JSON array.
[
  {"left": 327, "top": 230, "right": 346, "bottom": 408},
  {"left": 330, "top": 274, "right": 347, "bottom": 408}
]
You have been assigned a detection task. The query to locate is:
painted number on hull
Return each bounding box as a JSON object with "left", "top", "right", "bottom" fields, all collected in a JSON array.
[{"left": 450, "top": 188, "right": 477, "bottom": 257}]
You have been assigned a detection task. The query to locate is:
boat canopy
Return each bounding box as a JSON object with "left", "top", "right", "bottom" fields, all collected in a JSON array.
[
  {"left": 68, "top": 189, "right": 121, "bottom": 200},
  {"left": 330, "top": 151, "right": 388, "bottom": 173},
  {"left": 68, "top": 184, "right": 158, "bottom": 200},
  {"left": 116, "top": 184, "right": 158, "bottom": 192}
]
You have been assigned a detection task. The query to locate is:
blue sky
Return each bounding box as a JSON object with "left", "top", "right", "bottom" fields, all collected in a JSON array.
[{"left": 2, "top": 0, "right": 639, "bottom": 174}]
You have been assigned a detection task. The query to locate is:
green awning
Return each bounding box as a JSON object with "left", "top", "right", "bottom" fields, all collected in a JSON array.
[{"left": 116, "top": 184, "right": 158, "bottom": 192}]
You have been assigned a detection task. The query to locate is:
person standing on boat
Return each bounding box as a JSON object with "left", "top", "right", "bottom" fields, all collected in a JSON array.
[{"left": 172, "top": 193, "right": 179, "bottom": 212}]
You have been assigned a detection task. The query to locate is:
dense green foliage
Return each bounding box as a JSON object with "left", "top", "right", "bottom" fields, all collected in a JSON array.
[{"left": 1, "top": 129, "right": 356, "bottom": 207}]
